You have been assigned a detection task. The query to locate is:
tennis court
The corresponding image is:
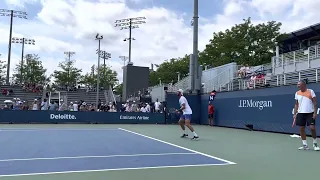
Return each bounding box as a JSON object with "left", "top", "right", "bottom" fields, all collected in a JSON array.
[{"left": 0, "top": 124, "right": 319, "bottom": 180}]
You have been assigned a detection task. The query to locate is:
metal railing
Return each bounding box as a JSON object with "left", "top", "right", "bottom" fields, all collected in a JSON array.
[
  {"left": 222, "top": 67, "right": 320, "bottom": 92},
  {"left": 272, "top": 44, "right": 320, "bottom": 74}
]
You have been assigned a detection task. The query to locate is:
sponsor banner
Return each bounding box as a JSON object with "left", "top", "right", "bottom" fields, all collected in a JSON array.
[
  {"left": 0, "top": 111, "right": 165, "bottom": 124},
  {"left": 238, "top": 99, "right": 272, "bottom": 110}
]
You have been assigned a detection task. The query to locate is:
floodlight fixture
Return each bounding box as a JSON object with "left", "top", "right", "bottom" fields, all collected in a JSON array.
[{"left": 114, "top": 16, "right": 147, "bottom": 64}]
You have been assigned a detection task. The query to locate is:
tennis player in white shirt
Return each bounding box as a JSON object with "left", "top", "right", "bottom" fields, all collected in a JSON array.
[
  {"left": 177, "top": 89, "right": 199, "bottom": 140},
  {"left": 293, "top": 80, "right": 319, "bottom": 151}
]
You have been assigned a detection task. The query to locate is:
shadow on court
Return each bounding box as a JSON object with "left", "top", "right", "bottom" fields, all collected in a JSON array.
[{"left": 0, "top": 124, "right": 318, "bottom": 180}]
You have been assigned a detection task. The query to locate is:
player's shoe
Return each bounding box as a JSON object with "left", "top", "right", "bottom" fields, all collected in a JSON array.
[
  {"left": 191, "top": 136, "right": 199, "bottom": 140},
  {"left": 180, "top": 134, "right": 188, "bottom": 138},
  {"left": 313, "top": 143, "right": 320, "bottom": 151},
  {"left": 298, "top": 145, "right": 309, "bottom": 150}
]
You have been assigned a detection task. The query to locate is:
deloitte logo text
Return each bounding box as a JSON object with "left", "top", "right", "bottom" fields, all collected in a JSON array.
[
  {"left": 50, "top": 114, "right": 76, "bottom": 120},
  {"left": 238, "top": 99, "right": 272, "bottom": 110}
]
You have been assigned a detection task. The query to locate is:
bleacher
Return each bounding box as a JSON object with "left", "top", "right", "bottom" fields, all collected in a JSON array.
[
  {"left": 0, "top": 84, "right": 116, "bottom": 107},
  {"left": 223, "top": 23, "right": 320, "bottom": 92},
  {"left": 0, "top": 85, "right": 43, "bottom": 105},
  {"left": 57, "top": 87, "right": 116, "bottom": 105}
]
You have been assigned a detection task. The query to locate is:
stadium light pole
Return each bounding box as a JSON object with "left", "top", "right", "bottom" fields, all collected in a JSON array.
[
  {"left": 99, "top": 50, "right": 111, "bottom": 67},
  {"left": 12, "top": 37, "right": 35, "bottom": 83},
  {"left": 98, "top": 50, "right": 111, "bottom": 87},
  {"left": 0, "top": 9, "right": 27, "bottom": 84},
  {"left": 114, "top": 17, "right": 146, "bottom": 64},
  {"left": 189, "top": 0, "right": 199, "bottom": 93},
  {"left": 119, "top": 56, "right": 128, "bottom": 67},
  {"left": 95, "top": 33, "right": 103, "bottom": 107},
  {"left": 64, "top": 51, "right": 75, "bottom": 88}
]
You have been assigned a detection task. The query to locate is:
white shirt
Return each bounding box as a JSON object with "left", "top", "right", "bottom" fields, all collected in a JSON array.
[
  {"left": 295, "top": 89, "right": 316, "bottom": 113},
  {"left": 41, "top": 101, "right": 48, "bottom": 110},
  {"left": 73, "top": 104, "right": 78, "bottom": 111},
  {"left": 154, "top": 102, "right": 161, "bottom": 110},
  {"left": 140, "top": 107, "right": 147, "bottom": 112},
  {"left": 32, "top": 103, "right": 38, "bottom": 110},
  {"left": 179, "top": 96, "right": 192, "bottom": 114},
  {"left": 126, "top": 105, "right": 132, "bottom": 112},
  {"left": 146, "top": 104, "right": 150, "bottom": 112}
]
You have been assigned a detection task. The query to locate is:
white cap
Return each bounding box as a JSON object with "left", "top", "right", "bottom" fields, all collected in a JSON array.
[{"left": 177, "top": 89, "right": 183, "bottom": 94}]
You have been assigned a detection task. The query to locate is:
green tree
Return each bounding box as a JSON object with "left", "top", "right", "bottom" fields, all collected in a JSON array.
[
  {"left": 13, "top": 54, "right": 49, "bottom": 85},
  {"left": 80, "top": 64, "right": 118, "bottom": 88},
  {"left": 199, "top": 17, "right": 286, "bottom": 67},
  {"left": 0, "top": 58, "right": 6, "bottom": 85},
  {"left": 113, "top": 83, "right": 123, "bottom": 96},
  {"left": 52, "top": 59, "right": 82, "bottom": 87},
  {"left": 148, "top": 17, "right": 286, "bottom": 85},
  {"left": 149, "top": 55, "right": 190, "bottom": 86}
]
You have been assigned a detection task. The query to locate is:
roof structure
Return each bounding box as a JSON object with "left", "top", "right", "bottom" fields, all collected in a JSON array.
[{"left": 280, "top": 22, "right": 320, "bottom": 53}]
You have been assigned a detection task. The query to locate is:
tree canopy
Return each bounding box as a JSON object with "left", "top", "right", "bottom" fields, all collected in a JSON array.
[
  {"left": 80, "top": 64, "right": 118, "bottom": 89},
  {"left": 0, "top": 57, "right": 6, "bottom": 85},
  {"left": 149, "top": 56, "right": 190, "bottom": 86},
  {"left": 149, "top": 17, "right": 287, "bottom": 86},
  {"left": 113, "top": 83, "right": 123, "bottom": 96},
  {"left": 12, "top": 54, "right": 49, "bottom": 85},
  {"left": 52, "top": 59, "right": 82, "bottom": 87}
]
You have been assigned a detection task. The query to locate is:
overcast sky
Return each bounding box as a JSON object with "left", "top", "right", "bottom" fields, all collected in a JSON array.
[{"left": 0, "top": 0, "right": 319, "bottom": 82}]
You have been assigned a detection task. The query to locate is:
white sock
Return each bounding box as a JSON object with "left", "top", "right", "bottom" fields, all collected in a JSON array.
[
  {"left": 313, "top": 138, "right": 317, "bottom": 144},
  {"left": 183, "top": 130, "right": 186, "bottom": 134},
  {"left": 193, "top": 131, "right": 198, "bottom": 137},
  {"left": 302, "top": 140, "right": 307, "bottom": 146}
]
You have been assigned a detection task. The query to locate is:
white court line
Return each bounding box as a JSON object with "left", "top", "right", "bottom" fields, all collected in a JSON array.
[
  {"left": 0, "top": 163, "right": 231, "bottom": 178},
  {"left": 118, "top": 128, "right": 237, "bottom": 165},
  {"left": 0, "top": 152, "right": 196, "bottom": 162},
  {"left": 0, "top": 128, "right": 119, "bottom": 132}
]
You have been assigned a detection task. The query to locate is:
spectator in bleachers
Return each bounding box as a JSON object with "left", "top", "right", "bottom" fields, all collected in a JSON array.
[
  {"left": 154, "top": 99, "right": 161, "bottom": 113},
  {"left": 41, "top": 99, "right": 48, "bottom": 110},
  {"left": 49, "top": 101, "right": 58, "bottom": 111},
  {"left": 245, "top": 64, "right": 252, "bottom": 76},
  {"left": 2, "top": 88, "right": 7, "bottom": 96},
  {"left": 73, "top": 101, "right": 78, "bottom": 111},
  {"left": 140, "top": 104, "right": 147, "bottom": 112},
  {"left": 59, "top": 99, "right": 68, "bottom": 111},
  {"left": 97, "top": 99, "right": 101, "bottom": 110},
  {"left": 23, "top": 101, "right": 29, "bottom": 110},
  {"left": 238, "top": 64, "right": 246, "bottom": 78},
  {"left": 247, "top": 73, "right": 265, "bottom": 89},
  {"left": 125, "top": 103, "right": 132, "bottom": 112},
  {"left": 109, "top": 102, "right": 117, "bottom": 112},
  {"left": 145, "top": 103, "right": 151, "bottom": 112},
  {"left": 32, "top": 99, "right": 38, "bottom": 110}
]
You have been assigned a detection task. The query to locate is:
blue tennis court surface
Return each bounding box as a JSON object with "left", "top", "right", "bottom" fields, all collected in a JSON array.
[{"left": 0, "top": 128, "right": 236, "bottom": 177}]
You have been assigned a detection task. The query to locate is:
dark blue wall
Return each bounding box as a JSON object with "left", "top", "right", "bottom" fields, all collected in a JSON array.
[
  {"left": 0, "top": 111, "right": 165, "bottom": 124},
  {"left": 166, "top": 93, "right": 200, "bottom": 124},
  {"left": 201, "top": 84, "right": 320, "bottom": 136}
]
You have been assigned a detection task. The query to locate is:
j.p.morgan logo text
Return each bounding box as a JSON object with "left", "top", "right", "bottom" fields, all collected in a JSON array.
[
  {"left": 50, "top": 114, "right": 76, "bottom": 120},
  {"left": 238, "top": 99, "right": 272, "bottom": 110}
]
